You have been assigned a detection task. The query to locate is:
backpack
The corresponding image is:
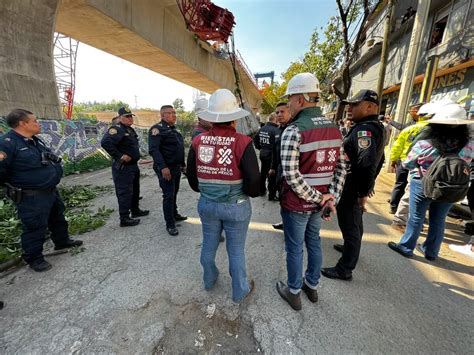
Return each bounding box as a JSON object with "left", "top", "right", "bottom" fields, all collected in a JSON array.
[{"left": 421, "top": 152, "right": 470, "bottom": 203}]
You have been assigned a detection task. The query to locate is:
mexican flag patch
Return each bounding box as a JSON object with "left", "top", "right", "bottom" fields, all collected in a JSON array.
[{"left": 357, "top": 130, "right": 372, "bottom": 138}]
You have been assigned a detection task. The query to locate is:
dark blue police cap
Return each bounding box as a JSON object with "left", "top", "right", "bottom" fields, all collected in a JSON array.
[
  {"left": 341, "top": 90, "right": 379, "bottom": 105},
  {"left": 118, "top": 107, "right": 135, "bottom": 116}
]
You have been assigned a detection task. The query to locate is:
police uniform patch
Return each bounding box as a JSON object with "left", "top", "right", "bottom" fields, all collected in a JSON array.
[
  {"left": 109, "top": 128, "right": 118, "bottom": 135},
  {"left": 0, "top": 151, "right": 6, "bottom": 161},
  {"left": 357, "top": 130, "right": 372, "bottom": 138},
  {"left": 151, "top": 128, "right": 160, "bottom": 136},
  {"left": 358, "top": 137, "right": 371, "bottom": 149}
]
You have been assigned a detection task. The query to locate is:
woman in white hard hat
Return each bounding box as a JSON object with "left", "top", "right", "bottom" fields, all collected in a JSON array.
[
  {"left": 186, "top": 89, "right": 260, "bottom": 302},
  {"left": 388, "top": 103, "right": 474, "bottom": 261}
]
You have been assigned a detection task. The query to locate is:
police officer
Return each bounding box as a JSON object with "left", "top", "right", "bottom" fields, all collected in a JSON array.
[
  {"left": 149, "top": 105, "right": 186, "bottom": 236},
  {"left": 101, "top": 107, "right": 149, "bottom": 227},
  {"left": 0, "top": 109, "right": 82, "bottom": 272},
  {"left": 253, "top": 112, "right": 280, "bottom": 199},
  {"left": 321, "top": 90, "right": 385, "bottom": 281}
]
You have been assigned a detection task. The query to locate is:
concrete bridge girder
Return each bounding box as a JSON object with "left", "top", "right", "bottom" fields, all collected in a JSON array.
[{"left": 0, "top": 0, "right": 261, "bottom": 118}]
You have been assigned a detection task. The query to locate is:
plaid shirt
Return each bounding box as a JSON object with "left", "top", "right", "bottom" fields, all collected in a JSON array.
[{"left": 281, "top": 124, "right": 348, "bottom": 207}]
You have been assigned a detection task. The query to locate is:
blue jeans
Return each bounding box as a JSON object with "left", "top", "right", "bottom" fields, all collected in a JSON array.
[
  {"left": 281, "top": 208, "right": 322, "bottom": 293},
  {"left": 397, "top": 178, "right": 452, "bottom": 258},
  {"left": 197, "top": 197, "right": 252, "bottom": 302}
]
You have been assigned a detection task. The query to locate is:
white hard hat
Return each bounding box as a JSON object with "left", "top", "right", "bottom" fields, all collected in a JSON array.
[
  {"left": 427, "top": 103, "right": 474, "bottom": 125},
  {"left": 283, "top": 72, "right": 321, "bottom": 98},
  {"left": 198, "top": 89, "right": 250, "bottom": 123},
  {"left": 194, "top": 97, "right": 208, "bottom": 114},
  {"left": 417, "top": 102, "right": 437, "bottom": 118}
]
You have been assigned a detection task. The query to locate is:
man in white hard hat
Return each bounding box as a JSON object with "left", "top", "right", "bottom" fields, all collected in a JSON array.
[
  {"left": 276, "top": 73, "right": 347, "bottom": 311},
  {"left": 192, "top": 97, "right": 213, "bottom": 139},
  {"left": 186, "top": 89, "right": 260, "bottom": 303}
]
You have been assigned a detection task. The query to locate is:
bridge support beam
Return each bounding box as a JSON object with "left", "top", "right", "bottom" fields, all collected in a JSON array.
[{"left": 0, "top": 0, "right": 62, "bottom": 118}]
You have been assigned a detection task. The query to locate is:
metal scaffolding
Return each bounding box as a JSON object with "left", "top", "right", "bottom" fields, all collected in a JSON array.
[{"left": 53, "top": 33, "right": 79, "bottom": 119}]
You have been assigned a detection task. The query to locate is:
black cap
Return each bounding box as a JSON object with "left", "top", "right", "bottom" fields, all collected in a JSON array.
[
  {"left": 341, "top": 89, "right": 379, "bottom": 105},
  {"left": 118, "top": 107, "right": 135, "bottom": 116}
]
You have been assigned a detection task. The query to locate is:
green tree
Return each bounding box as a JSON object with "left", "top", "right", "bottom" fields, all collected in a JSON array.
[{"left": 173, "top": 98, "right": 185, "bottom": 112}]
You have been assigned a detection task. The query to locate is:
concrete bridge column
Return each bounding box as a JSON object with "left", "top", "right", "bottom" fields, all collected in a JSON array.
[{"left": 0, "top": 0, "right": 62, "bottom": 118}]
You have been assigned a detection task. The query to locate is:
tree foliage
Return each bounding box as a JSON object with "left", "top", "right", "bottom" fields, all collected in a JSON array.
[{"left": 261, "top": 0, "right": 380, "bottom": 120}]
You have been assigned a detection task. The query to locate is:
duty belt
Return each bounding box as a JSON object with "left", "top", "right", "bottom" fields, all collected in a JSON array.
[{"left": 22, "top": 187, "right": 57, "bottom": 196}]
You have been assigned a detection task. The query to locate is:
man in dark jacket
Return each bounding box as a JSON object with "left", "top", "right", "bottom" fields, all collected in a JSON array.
[
  {"left": 254, "top": 113, "right": 280, "bottom": 199},
  {"left": 101, "top": 107, "right": 149, "bottom": 227},
  {"left": 321, "top": 90, "right": 385, "bottom": 281}
]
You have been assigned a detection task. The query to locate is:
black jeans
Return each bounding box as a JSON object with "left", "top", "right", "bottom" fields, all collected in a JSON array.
[
  {"left": 112, "top": 163, "right": 140, "bottom": 219},
  {"left": 260, "top": 155, "right": 276, "bottom": 197},
  {"left": 389, "top": 163, "right": 409, "bottom": 209},
  {"left": 17, "top": 190, "right": 69, "bottom": 263},
  {"left": 156, "top": 166, "right": 181, "bottom": 228},
  {"left": 336, "top": 177, "right": 364, "bottom": 273}
]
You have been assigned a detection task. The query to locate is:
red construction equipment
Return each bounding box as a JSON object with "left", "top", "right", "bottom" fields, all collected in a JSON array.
[{"left": 176, "top": 0, "right": 235, "bottom": 43}]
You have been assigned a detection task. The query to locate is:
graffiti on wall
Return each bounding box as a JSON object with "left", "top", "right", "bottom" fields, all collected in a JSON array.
[{"left": 0, "top": 118, "right": 148, "bottom": 161}]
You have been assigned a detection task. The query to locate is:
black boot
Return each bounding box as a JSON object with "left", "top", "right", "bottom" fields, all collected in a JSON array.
[
  {"left": 29, "top": 258, "right": 52, "bottom": 272},
  {"left": 131, "top": 209, "right": 150, "bottom": 218},
  {"left": 54, "top": 239, "right": 83, "bottom": 250},
  {"left": 120, "top": 217, "right": 140, "bottom": 227}
]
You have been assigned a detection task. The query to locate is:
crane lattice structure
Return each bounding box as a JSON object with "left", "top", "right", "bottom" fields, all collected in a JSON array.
[{"left": 53, "top": 33, "right": 79, "bottom": 119}]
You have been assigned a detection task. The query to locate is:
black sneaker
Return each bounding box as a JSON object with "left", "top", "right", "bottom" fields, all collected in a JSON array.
[
  {"left": 387, "top": 241, "right": 413, "bottom": 258},
  {"left": 167, "top": 227, "right": 179, "bottom": 236},
  {"left": 120, "top": 217, "right": 140, "bottom": 227},
  {"left": 29, "top": 258, "right": 52, "bottom": 272},
  {"left": 175, "top": 214, "right": 188, "bottom": 222},
  {"left": 54, "top": 239, "right": 83, "bottom": 250},
  {"left": 131, "top": 209, "right": 150, "bottom": 218},
  {"left": 272, "top": 222, "right": 284, "bottom": 230},
  {"left": 321, "top": 266, "right": 353, "bottom": 281}
]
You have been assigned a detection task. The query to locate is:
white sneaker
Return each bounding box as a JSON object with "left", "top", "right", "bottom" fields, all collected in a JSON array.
[{"left": 449, "top": 244, "right": 474, "bottom": 258}]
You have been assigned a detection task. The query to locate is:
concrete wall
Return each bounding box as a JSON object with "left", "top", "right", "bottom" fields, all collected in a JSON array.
[
  {"left": 0, "top": 0, "right": 62, "bottom": 117},
  {"left": 0, "top": 117, "right": 149, "bottom": 160}
]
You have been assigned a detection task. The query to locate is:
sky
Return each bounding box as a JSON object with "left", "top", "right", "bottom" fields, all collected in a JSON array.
[{"left": 73, "top": 0, "right": 338, "bottom": 111}]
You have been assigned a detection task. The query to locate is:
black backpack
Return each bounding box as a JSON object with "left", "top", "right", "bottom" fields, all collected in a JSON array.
[{"left": 421, "top": 152, "right": 470, "bottom": 203}]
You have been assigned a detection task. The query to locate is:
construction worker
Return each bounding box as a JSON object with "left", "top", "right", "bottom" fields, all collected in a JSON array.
[
  {"left": 276, "top": 73, "right": 347, "bottom": 311},
  {"left": 186, "top": 89, "right": 260, "bottom": 302}
]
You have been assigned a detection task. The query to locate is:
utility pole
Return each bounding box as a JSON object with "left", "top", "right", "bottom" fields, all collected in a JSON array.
[
  {"left": 393, "top": 0, "right": 431, "bottom": 125},
  {"left": 377, "top": 0, "right": 394, "bottom": 109}
]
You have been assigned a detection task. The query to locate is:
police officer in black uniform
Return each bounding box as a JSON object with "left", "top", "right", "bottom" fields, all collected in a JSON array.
[
  {"left": 0, "top": 109, "right": 82, "bottom": 272},
  {"left": 101, "top": 107, "right": 149, "bottom": 227},
  {"left": 253, "top": 113, "right": 280, "bottom": 199},
  {"left": 149, "top": 105, "right": 186, "bottom": 236},
  {"left": 321, "top": 90, "right": 385, "bottom": 280}
]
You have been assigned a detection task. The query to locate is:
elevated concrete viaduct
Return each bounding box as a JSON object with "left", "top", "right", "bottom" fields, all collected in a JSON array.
[{"left": 0, "top": 0, "right": 261, "bottom": 118}]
